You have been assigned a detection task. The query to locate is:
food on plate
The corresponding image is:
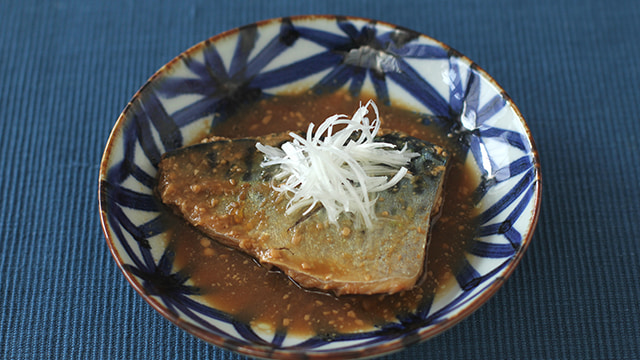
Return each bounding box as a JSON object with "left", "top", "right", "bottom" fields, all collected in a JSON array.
[
  {"left": 155, "top": 92, "right": 479, "bottom": 335},
  {"left": 156, "top": 110, "right": 448, "bottom": 294}
]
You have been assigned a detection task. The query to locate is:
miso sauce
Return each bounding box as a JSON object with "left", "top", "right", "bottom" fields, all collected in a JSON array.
[{"left": 165, "top": 91, "right": 480, "bottom": 337}]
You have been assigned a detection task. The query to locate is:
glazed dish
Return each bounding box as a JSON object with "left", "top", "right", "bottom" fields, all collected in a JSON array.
[{"left": 99, "top": 15, "right": 541, "bottom": 359}]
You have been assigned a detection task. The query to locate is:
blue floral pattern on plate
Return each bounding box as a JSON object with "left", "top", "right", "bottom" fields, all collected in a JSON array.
[{"left": 99, "top": 15, "right": 541, "bottom": 359}]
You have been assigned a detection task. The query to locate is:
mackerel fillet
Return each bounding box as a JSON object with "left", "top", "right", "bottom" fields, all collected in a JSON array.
[{"left": 156, "top": 132, "right": 448, "bottom": 295}]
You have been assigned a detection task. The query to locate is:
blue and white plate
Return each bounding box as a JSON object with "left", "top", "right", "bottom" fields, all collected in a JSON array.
[{"left": 99, "top": 15, "right": 541, "bottom": 359}]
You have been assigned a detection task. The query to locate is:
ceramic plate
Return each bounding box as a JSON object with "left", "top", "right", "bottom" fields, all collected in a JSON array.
[{"left": 99, "top": 15, "right": 541, "bottom": 359}]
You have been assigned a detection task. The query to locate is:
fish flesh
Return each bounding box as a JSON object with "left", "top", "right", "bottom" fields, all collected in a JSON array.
[{"left": 156, "top": 132, "right": 448, "bottom": 295}]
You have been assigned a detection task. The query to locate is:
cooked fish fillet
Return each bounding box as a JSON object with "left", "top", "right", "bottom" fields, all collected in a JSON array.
[{"left": 156, "top": 132, "right": 448, "bottom": 295}]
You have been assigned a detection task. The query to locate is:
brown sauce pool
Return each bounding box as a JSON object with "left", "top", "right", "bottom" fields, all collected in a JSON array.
[{"left": 163, "top": 91, "right": 480, "bottom": 337}]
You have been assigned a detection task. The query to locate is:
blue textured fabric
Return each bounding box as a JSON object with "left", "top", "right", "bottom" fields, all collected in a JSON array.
[{"left": 1, "top": 0, "right": 638, "bottom": 359}]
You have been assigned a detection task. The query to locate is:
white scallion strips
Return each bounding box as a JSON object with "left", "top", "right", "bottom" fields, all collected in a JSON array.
[{"left": 255, "top": 100, "right": 419, "bottom": 229}]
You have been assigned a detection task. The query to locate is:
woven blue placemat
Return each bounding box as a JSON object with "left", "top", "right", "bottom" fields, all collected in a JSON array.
[{"left": 1, "top": 0, "right": 639, "bottom": 359}]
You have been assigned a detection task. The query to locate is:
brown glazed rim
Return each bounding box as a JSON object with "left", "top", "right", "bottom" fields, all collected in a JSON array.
[{"left": 99, "top": 14, "right": 542, "bottom": 360}]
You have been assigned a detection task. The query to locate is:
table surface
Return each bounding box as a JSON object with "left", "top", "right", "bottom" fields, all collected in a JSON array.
[{"left": 2, "top": 0, "right": 639, "bottom": 359}]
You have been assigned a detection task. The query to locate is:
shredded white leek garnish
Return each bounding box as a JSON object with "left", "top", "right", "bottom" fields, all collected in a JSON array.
[{"left": 255, "top": 100, "right": 419, "bottom": 228}]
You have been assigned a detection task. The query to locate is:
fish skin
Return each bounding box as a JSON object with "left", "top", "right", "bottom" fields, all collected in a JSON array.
[{"left": 156, "top": 132, "right": 448, "bottom": 295}]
